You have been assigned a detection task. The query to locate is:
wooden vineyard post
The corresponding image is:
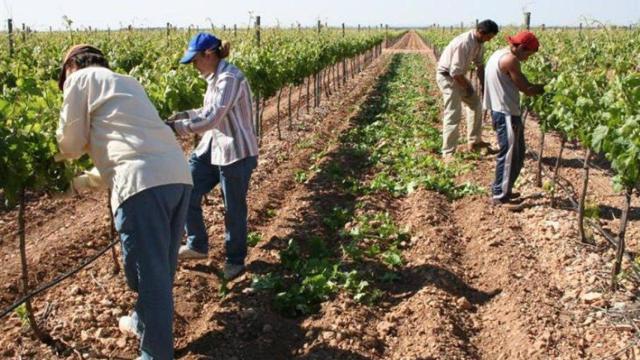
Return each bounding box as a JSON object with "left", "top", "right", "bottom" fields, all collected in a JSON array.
[
  {"left": 234, "top": 24, "right": 237, "bottom": 37},
  {"left": 315, "top": 20, "right": 322, "bottom": 107},
  {"left": 107, "top": 191, "right": 120, "bottom": 275},
  {"left": 287, "top": 85, "right": 293, "bottom": 130},
  {"left": 8, "top": 19, "right": 14, "bottom": 57},
  {"left": 276, "top": 89, "right": 282, "bottom": 139},
  {"left": 524, "top": 12, "right": 531, "bottom": 30},
  {"left": 21, "top": 23, "right": 26, "bottom": 42},
  {"left": 297, "top": 81, "right": 302, "bottom": 121},
  {"left": 342, "top": 23, "right": 347, "bottom": 86},
  {"left": 535, "top": 128, "right": 545, "bottom": 187},
  {"left": 611, "top": 187, "right": 634, "bottom": 290},
  {"left": 166, "top": 22, "right": 170, "bottom": 39},
  {"left": 550, "top": 136, "right": 566, "bottom": 208},
  {"left": 17, "top": 188, "right": 53, "bottom": 344},
  {"left": 254, "top": 16, "right": 262, "bottom": 140},
  {"left": 577, "top": 148, "right": 591, "bottom": 243},
  {"left": 306, "top": 76, "right": 311, "bottom": 113}
]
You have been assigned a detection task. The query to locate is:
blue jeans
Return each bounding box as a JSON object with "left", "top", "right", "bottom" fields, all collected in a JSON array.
[
  {"left": 185, "top": 151, "right": 257, "bottom": 265},
  {"left": 115, "top": 184, "right": 192, "bottom": 360},
  {"left": 492, "top": 111, "right": 525, "bottom": 199}
]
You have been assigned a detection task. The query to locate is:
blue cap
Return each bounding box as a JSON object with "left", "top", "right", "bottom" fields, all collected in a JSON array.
[{"left": 180, "top": 33, "right": 222, "bottom": 64}]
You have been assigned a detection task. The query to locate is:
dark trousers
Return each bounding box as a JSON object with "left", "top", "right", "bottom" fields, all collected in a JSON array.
[{"left": 492, "top": 111, "right": 525, "bottom": 199}]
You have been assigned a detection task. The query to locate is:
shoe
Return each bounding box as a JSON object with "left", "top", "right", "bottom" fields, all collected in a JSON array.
[
  {"left": 223, "top": 263, "right": 246, "bottom": 280},
  {"left": 119, "top": 316, "right": 140, "bottom": 338},
  {"left": 468, "top": 141, "right": 496, "bottom": 154},
  {"left": 508, "top": 192, "right": 521, "bottom": 199},
  {"left": 178, "top": 245, "right": 207, "bottom": 260},
  {"left": 492, "top": 196, "right": 524, "bottom": 205},
  {"left": 491, "top": 197, "right": 525, "bottom": 211}
]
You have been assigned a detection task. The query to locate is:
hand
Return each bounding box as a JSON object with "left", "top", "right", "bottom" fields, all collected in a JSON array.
[
  {"left": 53, "top": 153, "right": 66, "bottom": 162},
  {"left": 167, "top": 111, "right": 189, "bottom": 121},
  {"left": 165, "top": 120, "right": 177, "bottom": 133},
  {"left": 465, "top": 86, "right": 475, "bottom": 98},
  {"left": 72, "top": 167, "right": 105, "bottom": 194},
  {"left": 532, "top": 84, "right": 546, "bottom": 95}
]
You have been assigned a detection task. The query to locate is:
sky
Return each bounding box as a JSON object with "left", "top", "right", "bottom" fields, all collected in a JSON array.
[{"left": 1, "top": 0, "right": 638, "bottom": 31}]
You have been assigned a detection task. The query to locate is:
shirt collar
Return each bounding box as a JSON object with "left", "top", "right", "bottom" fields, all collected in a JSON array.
[
  {"left": 470, "top": 30, "right": 482, "bottom": 45},
  {"left": 205, "top": 60, "right": 227, "bottom": 84}
]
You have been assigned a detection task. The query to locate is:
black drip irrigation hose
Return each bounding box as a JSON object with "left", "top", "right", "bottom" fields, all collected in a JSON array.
[{"left": 0, "top": 239, "right": 119, "bottom": 320}]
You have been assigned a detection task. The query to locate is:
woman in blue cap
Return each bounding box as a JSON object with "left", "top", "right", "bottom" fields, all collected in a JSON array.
[{"left": 166, "top": 33, "right": 258, "bottom": 280}]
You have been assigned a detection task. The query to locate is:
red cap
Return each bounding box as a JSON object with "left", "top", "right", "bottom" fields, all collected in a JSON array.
[{"left": 507, "top": 31, "right": 540, "bottom": 52}]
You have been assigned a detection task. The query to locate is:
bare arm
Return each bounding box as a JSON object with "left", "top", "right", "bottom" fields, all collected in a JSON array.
[
  {"left": 476, "top": 64, "right": 485, "bottom": 91},
  {"left": 500, "top": 54, "right": 544, "bottom": 96}
]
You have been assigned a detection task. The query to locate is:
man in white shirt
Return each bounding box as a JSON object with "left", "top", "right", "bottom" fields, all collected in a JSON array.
[
  {"left": 57, "top": 45, "right": 193, "bottom": 360},
  {"left": 436, "top": 20, "right": 499, "bottom": 159}
]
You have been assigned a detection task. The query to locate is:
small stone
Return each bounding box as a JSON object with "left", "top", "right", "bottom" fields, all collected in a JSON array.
[
  {"left": 581, "top": 292, "right": 603, "bottom": 304},
  {"left": 322, "top": 331, "right": 334, "bottom": 340},
  {"left": 615, "top": 324, "right": 634, "bottom": 332},
  {"left": 80, "top": 330, "right": 90, "bottom": 341},
  {"left": 116, "top": 337, "right": 127, "bottom": 348},
  {"left": 242, "top": 287, "right": 255, "bottom": 295},
  {"left": 262, "top": 324, "right": 273, "bottom": 333},
  {"left": 456, "top": 297, "right": 473, "bottom": 310},
  {"left": 582, "top": 317, "right": 594, "bottom": 326},
  {"left": 70, "top": 286, "right": 83, "bottom": 296},
  {"left": 376, "top": 321, "right": 395, "bottom": 336}
]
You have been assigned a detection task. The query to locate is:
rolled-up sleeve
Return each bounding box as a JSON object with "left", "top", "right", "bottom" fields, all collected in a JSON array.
[
  {"left": 449, "top": 45, "right": 470, "bottom": 77},
  {"left": 174, "top": 74, "right": 241, "bottom": 136},
  {"left": 56, "top": 75, "right": 90, "bottom": 160}
]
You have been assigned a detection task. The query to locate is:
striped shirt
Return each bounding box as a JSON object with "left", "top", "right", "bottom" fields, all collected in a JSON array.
[
  {"left": 437, "top": 30, "right": 485, "bottom": 77},
  {"left": 174, "top": 60, "right": 259, "bottom": 166}
]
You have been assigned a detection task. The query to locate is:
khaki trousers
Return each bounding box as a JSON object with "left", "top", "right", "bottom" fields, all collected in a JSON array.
[{"left": 436, "top": 73, "right": 483, "bottom": 155}]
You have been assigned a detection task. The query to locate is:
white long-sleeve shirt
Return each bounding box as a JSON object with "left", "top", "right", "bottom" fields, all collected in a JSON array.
[
  {"left": 57, "top": 66, "right": 192, "bottom": 212},
  {"left": 437, "top": 30, "right": 485, "bottom": 77},
  {"left": 173, "top": 60, "right": 259, "bottom": 166}
]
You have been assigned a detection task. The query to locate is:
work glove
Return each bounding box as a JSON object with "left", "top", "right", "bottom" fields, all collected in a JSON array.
[{"left": 58, "top": 167, "right": 105, "bottom": 198}]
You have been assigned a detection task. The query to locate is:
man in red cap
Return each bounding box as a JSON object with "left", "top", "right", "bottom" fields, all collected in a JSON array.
[{"left": 483, "top": 31, "right": 546, "bottom": 207}]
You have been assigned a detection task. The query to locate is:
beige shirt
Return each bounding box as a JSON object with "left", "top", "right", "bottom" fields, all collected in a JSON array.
[
  {"left": 174, "top": 60, "right": 259, "bottom": 166},
  {"left": 437, "top": 30, "right": 485, "bottom": 77},
  {"left": 57, "top": 66, "right": 192, "bottom": 212}
]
